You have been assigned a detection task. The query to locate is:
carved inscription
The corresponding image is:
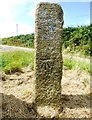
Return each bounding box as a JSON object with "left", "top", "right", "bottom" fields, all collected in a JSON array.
[
  {"left": 40, "top": 58, "right": 53, "bottom": 71},
  {"left": 40, "top": 59, "right": 51, "bottom": 70}
]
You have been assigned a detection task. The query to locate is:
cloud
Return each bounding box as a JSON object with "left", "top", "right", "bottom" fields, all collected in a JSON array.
[
  {"left": 0, "top": 0, "right": 27, "bottom": 21},
  {"left": 0, "top": 0, "right": 35, "bottom": 38},
  {"left": 0, "top": 0, "right": 90, "bottom": 21},
  {"left": 86, "top": 19, "right": 90, "bottom": 25},
  {"left": 18, "top": 23, "right": 35, "bottom": 35},
  {"left": 0, "top": 21, "right": 16, "bottom": 38},
  {"left": 0, "top": 0, "right": 91, "bottom": 38},
  {"left": 0, "top": 21, "right": 34, "bottom": 38}
]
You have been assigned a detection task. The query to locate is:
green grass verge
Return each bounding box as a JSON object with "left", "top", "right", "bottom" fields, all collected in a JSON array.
[
  {"left": 1, "top": 50, "right": 91, "bottom": 74},
  {"left": 63, "top": 57, "right": 91, "bottom": 74},
  {"left": 63, "top": 58, "right": 76, "bottom": 70},
  {"left": 78, "top": 61, "right": 91, "bottom": 74},
  {"left": 1, "top": 51, "right": 34, "bottom": 74}
]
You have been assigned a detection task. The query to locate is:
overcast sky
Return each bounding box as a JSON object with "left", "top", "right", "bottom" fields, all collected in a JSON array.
[{"left": 0, "top": 0, "right": 91, "bottom": 38}]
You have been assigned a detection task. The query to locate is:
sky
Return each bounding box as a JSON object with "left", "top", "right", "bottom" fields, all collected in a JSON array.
[{"left": 0, "top": 0, "right": 91, "bottom": 38}]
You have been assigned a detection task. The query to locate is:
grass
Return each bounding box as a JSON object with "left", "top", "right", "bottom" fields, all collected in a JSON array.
[
  {"left": 63, "top": 58, "right": 76, "bottom": 70},
  {"left": 78, "top": 61, "right": 90, "bottom": 73},
  {"left": 1, "top": 50, "right": 34, "bottom": 74},
  {"left": 1, "top": 50, "right": 91, "bottom": 74},
  {"left": 63, "top": 57, "right": 91, "bottom": 74}
]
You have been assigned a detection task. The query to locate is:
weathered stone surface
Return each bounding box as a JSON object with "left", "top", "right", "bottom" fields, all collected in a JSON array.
[{"left": 35, "top": 2, "right": 64, "bottom": 118}]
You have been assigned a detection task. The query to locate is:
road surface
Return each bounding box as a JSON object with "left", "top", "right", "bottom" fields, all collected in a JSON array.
[{"left": 0, "top": 45, "right": 35, "bottom": 52}]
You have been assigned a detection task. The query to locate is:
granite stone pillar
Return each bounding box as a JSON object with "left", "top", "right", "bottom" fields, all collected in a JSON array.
[{"left": 35, "top": 2, "right": 64, "bottom": 118}]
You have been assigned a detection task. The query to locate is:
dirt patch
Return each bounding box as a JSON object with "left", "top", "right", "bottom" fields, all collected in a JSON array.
[{"left": 0, "top": 66, "right": 91, "bottom": 119}]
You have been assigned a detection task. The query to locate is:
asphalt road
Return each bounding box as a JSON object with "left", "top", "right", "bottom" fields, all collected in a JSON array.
[{"left": 0, "top": 45, "right": 35, "bottom": 52}]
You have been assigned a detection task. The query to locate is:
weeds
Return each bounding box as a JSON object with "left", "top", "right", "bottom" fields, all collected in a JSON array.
[
  {"left": 63, "top": 58, "right": 76, "bottom": 70},
  {"left": 1, "top": 50, "right": 91, "bottom": 74},
  {"left": 63, "top": 57, "right": 91, "bottom": 74},
  {"left": 1, "top": 50, "right": 34, "bottom": 74},
  {"left": 78, "top": 61, "right": 90, "bottom": 73}
]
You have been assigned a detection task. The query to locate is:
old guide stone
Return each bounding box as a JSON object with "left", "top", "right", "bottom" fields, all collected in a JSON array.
[{"left": 35, "top": 2, "right": 64, "bottom": 118}]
